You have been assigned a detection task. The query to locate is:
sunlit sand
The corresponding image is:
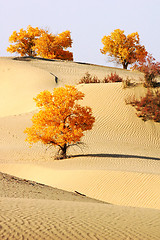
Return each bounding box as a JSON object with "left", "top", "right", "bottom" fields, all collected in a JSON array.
[{"left": 1, "top": 57, "right": 160, "bottom": 239}]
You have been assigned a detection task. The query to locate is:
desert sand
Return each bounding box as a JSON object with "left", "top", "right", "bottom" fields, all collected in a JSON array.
[{"left": 1, "top": 57, "right": 160, "bottom": 239}]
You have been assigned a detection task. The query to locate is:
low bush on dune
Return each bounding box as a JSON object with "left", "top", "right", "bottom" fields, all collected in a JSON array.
[
  {"left": 122, "top": 77, "right": 134, "bottom": 88},
  {"left": 79, "top": 72, "right": 100, "bottom": 84},
  {"left": 79, "top": 72, "right": 124, "bottom": 84},
  {"left": 103, "top": 72, "right": 123, "bottom": 83},
  {"left": 126, "top": 89, "right": 160, "bottom": 122},
  {"left": 133, "top": 54, "right": 160, "bottom": 88}
]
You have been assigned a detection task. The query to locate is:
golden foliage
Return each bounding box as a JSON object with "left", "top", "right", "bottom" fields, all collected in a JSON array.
[
  {"left": 7, "top": 26, "right": 73, "bottom": 60},
  {"left": 34, "top": 30, "right": 73, "bottom": 60},
  {"left": 24, "top": 86, "right": 95, "bottom": 158},
  {"left": 100, "top": 29, "right": 147, "bottom": 69},
  {"left": 7, "top": 25, "right": 43, "bottom": 57}
]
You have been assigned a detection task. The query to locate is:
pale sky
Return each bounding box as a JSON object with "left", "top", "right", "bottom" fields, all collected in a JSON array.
[{"left": 1, "top": 0, "right": 160, "bottom": 67}]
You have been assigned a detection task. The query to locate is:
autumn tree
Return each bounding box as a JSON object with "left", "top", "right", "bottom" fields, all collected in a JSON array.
[
  {"left": 100, "top": 29, "right": 147, "bottom": 69},
  {"left": 7, "top": 25, "right": 43, "bottom": 57},
  {"left": 34, "top": 30, "right": 73, "bottom": 60},
  {"left": 24, "top": 85, "right": 95, "bottom": 159},
  {"left": 7, "top": 26, "right": 73, "bottom": 60}
]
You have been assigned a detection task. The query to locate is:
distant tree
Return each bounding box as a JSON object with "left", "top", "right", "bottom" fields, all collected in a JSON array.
[
  {"left": 7, "top": 26, "right": 73, "bottom": 60},
  {"left": 100, "top": 29, "right": 147, "bottom": 69},
  {"left": 34, "top": 30, "right": 73, "bottom": 60},
  {"left": 7, "top": 25, "right": 43, "bottom": 57},
  {"left": 133, "top": 54, "right": 160, "bottom": 87},
  {"left": 24, "top": 85, "right": 95, "bottom": 159}
]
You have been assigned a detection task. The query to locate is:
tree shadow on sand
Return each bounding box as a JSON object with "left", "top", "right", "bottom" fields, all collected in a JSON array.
[{"left": 70, "top": 153, "right": 160, "bottom": 161}]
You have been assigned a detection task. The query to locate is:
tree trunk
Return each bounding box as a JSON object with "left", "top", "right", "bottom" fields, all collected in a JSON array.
[
  {"left": 58, "top": 144, "right": 67, "bottom": 159},
  {"left": 122, "top": 60, "right": 128, "bottom": 69}
]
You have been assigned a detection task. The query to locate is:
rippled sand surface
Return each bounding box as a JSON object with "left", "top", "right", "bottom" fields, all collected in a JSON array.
[{"left": 1, "top": 57, "right": 160, "bottom": 239}]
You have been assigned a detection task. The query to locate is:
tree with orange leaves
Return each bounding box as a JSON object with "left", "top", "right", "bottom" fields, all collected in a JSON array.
[
  {"left": 7, "top": 26, "right": 73, "bottom": 60},
  {"left": 34, "top": 30, "right": 73, "bottom": 60},
  {"left": 24, "top": 85, "right": 95, "bottom": 159},
  {"left": 100, "top": 29, "right": 147, "bottom": 69},
  {"left": 7, "top": 25, "right": 43, "bottom": 57}
]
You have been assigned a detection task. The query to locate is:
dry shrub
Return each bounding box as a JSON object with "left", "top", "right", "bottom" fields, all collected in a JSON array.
[
  {"left": 79, "top": 72, "right": 125, "bottom": 85},
  {"left": 79, "top": 72, "right": 100, "bottom": 84},
  {"left": 127, "top": 89, "right": 160, "bottom": 122},
  {"left": 122, "top": 77, "right": 136, "bottom": 88},
  {"left": 133, "top": 54, "right": 160, "bottom": 88},
  {"left": 103, "top": 72, "right": 123, "bottom": 83}
]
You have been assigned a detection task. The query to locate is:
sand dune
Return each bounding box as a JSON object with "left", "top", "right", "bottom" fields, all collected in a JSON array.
[
  {"left": 1, "top": 197, "right": 160, "bottom": 240},
  {"left": 1, "top": 57, "right": 160, "bottom": 239},
  {"left": 1, "top": 172, "right": 160, "bottom": 240},
  {"left": 0, "top": 58, "right": 56, "bottom": 116}
]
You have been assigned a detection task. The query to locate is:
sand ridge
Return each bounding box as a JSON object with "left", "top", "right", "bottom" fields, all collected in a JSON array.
[{"left": 0, "top": 171, "right": 106, "bottom": 203}]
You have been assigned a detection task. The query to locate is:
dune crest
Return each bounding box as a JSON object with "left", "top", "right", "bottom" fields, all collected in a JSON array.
[{"left": 0, "top": 58, "right": 56, "bottom": 116}]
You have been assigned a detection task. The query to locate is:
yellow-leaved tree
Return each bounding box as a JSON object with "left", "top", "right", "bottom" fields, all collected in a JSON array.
[
  {"left": 7, "top": 26, "right": 73, "bottom": 60},
  {"left": 7, "top": 25, "right": 43, "bottom": 57},
  {"left": 100, "top": 29, "right": 147, "bottom": 69},
  {"left": 24, "top": 85, "right": 95, "bottom": 159},
  {"left": 34, "top": 30, "right": 73, "bottom": 60}
]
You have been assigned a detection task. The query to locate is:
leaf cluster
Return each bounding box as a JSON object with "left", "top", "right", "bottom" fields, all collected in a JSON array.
[{"left": 34, "top": 30, "right": 73, "bottom": 60}]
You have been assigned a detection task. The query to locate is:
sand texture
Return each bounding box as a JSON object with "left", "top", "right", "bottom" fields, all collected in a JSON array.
[{"left": 1, "top": 57, "right": 160, "bottom": 239}]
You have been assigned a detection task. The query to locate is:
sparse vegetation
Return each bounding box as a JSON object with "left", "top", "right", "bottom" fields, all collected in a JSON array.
[
  {"left": 122, "top": 78, "right": 134, "bottom": 88},
  {"left": 126, "top": 89, "right": 160, "bottom": 122},
  {"left": 79, "top": 72, "right": 123, "bottom": 84},
  {"left": 79, "top": 72, "right": 100, "bottom": 84},
  {"left": 133, "top": 54, "right": 160, "bottom": 88},
  {"left": 103, "top": 72, "right": 123, "bottom": 83}
]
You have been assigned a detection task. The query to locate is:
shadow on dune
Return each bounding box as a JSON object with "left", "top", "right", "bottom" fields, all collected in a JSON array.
[
  {"left": 70, "top": 153, "right": 160, "bottom": 161},
  {"left": 13, "top": 56, "right": 57, "bottom": 62}
]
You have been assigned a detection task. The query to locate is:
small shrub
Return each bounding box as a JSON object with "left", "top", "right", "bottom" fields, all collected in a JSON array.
[
  {"left": 143, "top": 78, "right": 158, "bottom": 88},
  {"left": 122, "top": 77, "right": 135, "bottom": 88},
  {"left": 103, "top": 72, "right": 123, "bottom": 83},
  {"left": 133, "top": 54, "right": 160, "bottom": 88},
  {"left": 79, "top": 72, "right": 100, "bottom": 84},
  {"left": 127, "top": 89, "right": 160, "bottom": 122},
  {"left": 79, "top": 72, "right": 124, "bottom": 84}
]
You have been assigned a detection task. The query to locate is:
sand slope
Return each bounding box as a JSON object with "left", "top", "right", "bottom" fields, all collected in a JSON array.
[
  {"left": 1, "top": 172, "right": 160, "bottom": 240},
  {"left": 0, "top": 58, "right": 56, "bottom": 116},
  {"left": 1, "top": 57, "right": 160, "bottom": 239},
  {"left": 1, "top": 197, "right": 160, "bottom": 240}
]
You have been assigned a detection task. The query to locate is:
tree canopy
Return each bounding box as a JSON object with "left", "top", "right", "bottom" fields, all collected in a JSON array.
[
  {"left": 24, "top": 85, "right": 95, "bottom": 159},
  {"left": 7, "top": 25, "right": 73, "bottom": 60},
  {"left": 7, "top": 25, "right": 43, "bottom": 57},
  {"left": 34, "top": 30, "right": 73, "bottom": 60},
  {"left": 100, "top": 29, "right": 147, "bottom": 69}
]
